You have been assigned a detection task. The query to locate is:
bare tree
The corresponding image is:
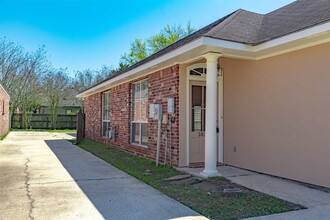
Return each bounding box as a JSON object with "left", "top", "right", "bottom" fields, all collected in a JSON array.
[
  {"left": 0, "top": 38, "right": 49, "bottom": 127},
  {"left": 73, "top": 65, "right": 114, "bottom": 92},
  {"left": 44, "top": 69, "right": 71, "bottom": 129}
]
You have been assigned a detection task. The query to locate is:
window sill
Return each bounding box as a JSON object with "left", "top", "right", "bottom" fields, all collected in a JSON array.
[{"left": 131, "top": 143, "right": 148, "bottom": 148}]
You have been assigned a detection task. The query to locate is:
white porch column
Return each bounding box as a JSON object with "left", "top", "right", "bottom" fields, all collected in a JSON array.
[{"left": 202, "top": 52, "right": 221, "bottom": 177}]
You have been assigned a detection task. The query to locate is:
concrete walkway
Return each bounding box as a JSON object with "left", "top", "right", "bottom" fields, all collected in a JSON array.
[
  {"left": 179, "top": 166, "right": 330, "bottom": 219},
  {"left": 0, "top": 132, "right": 206, "bottom": 220}
]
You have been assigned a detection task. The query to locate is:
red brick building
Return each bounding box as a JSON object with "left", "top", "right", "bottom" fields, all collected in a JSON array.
[
  {"left": 0, "top": 84, "right": 10, "bottom": 138},
  {"left": 78, "top": 0, "right": 330, "bottom": 188},
  {"left": 84, "top": 65, "right": 180, "bottom": 166}
]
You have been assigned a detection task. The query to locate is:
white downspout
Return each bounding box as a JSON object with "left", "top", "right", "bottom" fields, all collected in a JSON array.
[
  {"left": 218, "top": 68, "right": 224, "bottom": 164},
  {"left": 156, "top": 119, "right": 161, "bottom": 166}
]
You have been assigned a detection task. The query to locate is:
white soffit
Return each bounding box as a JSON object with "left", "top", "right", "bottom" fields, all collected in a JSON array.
[
  {"left": 77, "top": 21, "right": 330, "bottom": 98},
  {"left": 77, "top": 38, "right": 205, "bottom": 97}
]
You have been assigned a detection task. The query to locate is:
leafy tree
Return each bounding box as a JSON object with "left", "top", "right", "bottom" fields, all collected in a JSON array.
[
  {"left": 147, "top": 23, "right": 195, "bottom": 54},
  {"left": 119, "top": 23, "right": 195, "bottom": 70},
  {"left": 120, "top": 38, "right": 147, "bottom": 68}
]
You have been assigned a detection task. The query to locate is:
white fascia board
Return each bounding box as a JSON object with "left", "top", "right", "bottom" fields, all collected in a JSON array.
[
  {"left": 77, "top": 38, "right": 204, "bottom": 98},
  {"left": 78, "top": 21, "right": 330, "bottom": 98},
  {"left": 203, "top": 21, "right": 330, "bottom": 53},
  {"left": 253, "top": 21, "right": 330, "bottom": 51},
  {"left": 202, "top": 37, "right": 253, "bottom": 51}
]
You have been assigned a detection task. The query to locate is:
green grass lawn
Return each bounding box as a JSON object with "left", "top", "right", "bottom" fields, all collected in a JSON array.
[
  {"left": 75, "top": 139, "right": 301, "bottom": 220},
  {"left": 0, "top": 131, "right": 10, "bottom": 140}
]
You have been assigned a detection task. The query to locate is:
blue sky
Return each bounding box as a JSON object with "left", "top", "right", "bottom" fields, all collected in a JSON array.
[{"left": 1, "top": 0, "right": 295, "bottom": 74}]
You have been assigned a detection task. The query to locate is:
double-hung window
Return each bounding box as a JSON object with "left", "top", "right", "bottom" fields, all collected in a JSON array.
[
  {"left": 131, "top": 80, "right": 148, "bottom": 146},
  {"left": 102, "top": 92, "right": 111, "bottom": 138}
]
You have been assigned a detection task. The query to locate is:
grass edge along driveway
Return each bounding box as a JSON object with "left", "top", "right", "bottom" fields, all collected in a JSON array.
[{"left": 74, "top": 139, "right": 301, "bottom": 220}]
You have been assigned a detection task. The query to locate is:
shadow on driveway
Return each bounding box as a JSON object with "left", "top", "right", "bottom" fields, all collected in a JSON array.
[
  {"left": 44, "top": 139, "right": 204, "bottom": 220},
  {"left": 65, "top": 133, "right": 76, "bottom": 138}
]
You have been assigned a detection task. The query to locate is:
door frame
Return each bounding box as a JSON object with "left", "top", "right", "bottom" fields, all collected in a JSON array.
[
  {"left": 186, "top": 63, "right": 223, "bottom": 166},
  {"left": 189, "top": 80, "right": 206, "bottom": 163}
]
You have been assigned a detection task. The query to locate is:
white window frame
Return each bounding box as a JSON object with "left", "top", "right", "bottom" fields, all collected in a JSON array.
[
  {"left": 102, "top": 91, "right": 111, "bottom": 138},
  {"left": 131, "top": 79, "right": 148, "bottom": 147}
]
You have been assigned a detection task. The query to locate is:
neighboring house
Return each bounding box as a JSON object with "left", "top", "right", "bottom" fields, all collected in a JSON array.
[
  {"left": 77, "top": 0, "right": 330, "bottom": 188},
  {"left": 36, "top": 103, "right": 82, "bottom": 115},
  {"left": 0, "top": 84, "right": 10, "bottom": 138},
  {"left": 37, "top": 89, "right": 83, "bottom": 115}
]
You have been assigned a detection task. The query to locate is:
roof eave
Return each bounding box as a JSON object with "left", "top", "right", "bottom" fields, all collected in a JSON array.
[
  {"left": 76, "top": 37, "right": 205, "bottom": 98},
  {"left": 77, "top": 21, "right": 330, "bottom": 98}
]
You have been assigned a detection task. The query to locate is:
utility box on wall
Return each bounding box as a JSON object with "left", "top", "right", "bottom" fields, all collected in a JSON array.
[
  {"left": 167, "top": 98, "right": 175, "bottom": 114},
  {"left": 149, "top": 104, "right": 162, "bottom": 121}
]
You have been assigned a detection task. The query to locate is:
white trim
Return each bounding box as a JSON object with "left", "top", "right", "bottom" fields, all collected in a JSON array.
[
  {"left": 203, "top": 21, "right": 330, "bottom": 53},
  {"left": 77, "top": 38, "right": 204, "bottom": 98},
  {"left": 253, "top": 22, "right": 330, "bottom": 52},
  {"left": 186, "top": 70, "right": 190, "bottom": 166},
  {"left": 131, "top": 79, "right": 148, "bottom": 147},
  {"left": 79, "top": 63, "right": 180, "bottom": 98},
  {"left": 101, "top": 91, "right": 111, "bottom": 138},
  {"left": 203, "top": 38, "right": 252, "bottom": 52},
  {"left": 131, "top": 143, "right": 149, "bottom": 148},
  {"left": 186, "top": 63, "right": 207, "bottom": 166},
  {"left": 186, "top": 63, "right": 225, "bottom": 166},
  {"left": 187, "top": 63, "right": 207, "bottom": 72},
  {"left": 77, "top": 21, "right": 330, "bottom": 98},
  {"left": 218, "top": 68, "right": 224, "bottom": 164}
]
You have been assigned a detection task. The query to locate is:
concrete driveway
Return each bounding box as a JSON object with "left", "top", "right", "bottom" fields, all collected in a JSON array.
[{"left": 0, "top": 132, "right": 205, "bottom": 220}]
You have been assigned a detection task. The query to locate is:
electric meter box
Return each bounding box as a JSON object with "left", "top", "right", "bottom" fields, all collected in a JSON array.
[
  {"left": 149, "top": 104, "right": 155, "bottom": 118},
  {"left": 167, "top": 98, "right": 175, "bottom": 114},
  {"left": 149, "top": 104, "right": 163, "bottom": 121}
]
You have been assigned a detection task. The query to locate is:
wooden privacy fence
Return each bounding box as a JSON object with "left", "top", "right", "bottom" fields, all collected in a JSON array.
[{"left": 12, "top": 113, "right": 77, "bottom": 129}]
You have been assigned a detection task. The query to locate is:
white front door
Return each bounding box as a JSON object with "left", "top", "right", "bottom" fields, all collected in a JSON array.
[{"left": 189, "top": 81, "right": 206, "bottom": 163}]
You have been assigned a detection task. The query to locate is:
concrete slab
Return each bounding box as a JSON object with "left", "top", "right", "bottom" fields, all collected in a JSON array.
[
  {"left": 179, "top": 165, "right": 330, "bottom": 208},
  {"left": 178, "top": 165, "right": 257, "bottom": 178},
  {"left": 243, "top": 204, "right": 330, "bottom": 220},
  {"left": 228, "top": 174, "right": 330, "bottom": 208},
  {"left": 0, "top": 132, "right": 206, "bottom": 220}
]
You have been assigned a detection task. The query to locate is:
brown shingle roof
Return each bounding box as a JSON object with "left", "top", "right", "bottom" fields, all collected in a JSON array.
[
  {"left": 81, "top": 0, "right": 330, "bottom": 94},
  {"left": 204, "top": 0, "right": 330, "bottom": 44},
  {"left": 204, "top": 9, "right": 264, "bottom": 44},
  {"left": 257, "top": 0, "right": 330, "bottom": 43}
]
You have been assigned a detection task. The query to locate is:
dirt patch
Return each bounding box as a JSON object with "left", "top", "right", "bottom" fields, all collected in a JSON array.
[
  {"left": 192, "top": 178, "right": 249, "bottom": 197},
  {"left": 194, "top": 178, "right": 304, "bottom": 210}
]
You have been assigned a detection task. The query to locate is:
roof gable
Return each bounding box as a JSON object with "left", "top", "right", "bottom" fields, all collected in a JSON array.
[
  {"left": 204, "top": 0, "right": 330, "bottom": 45},
  {"left": 204, "top": 9, "right": 263, "bottom": 45},
  {"left": 78, "top": 0, "right": 330, "bottom": 97},
  {"left": 257, "top": 0, "right": 330, "bottom": 43}
]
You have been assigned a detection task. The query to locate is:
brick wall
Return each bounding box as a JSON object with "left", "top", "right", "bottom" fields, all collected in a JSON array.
[
  {"left": 0, "top": 85, "right": 10, "bottom": 138},
  {"left": 84, "top": 65, "right": 180, "bottom": 166}
]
